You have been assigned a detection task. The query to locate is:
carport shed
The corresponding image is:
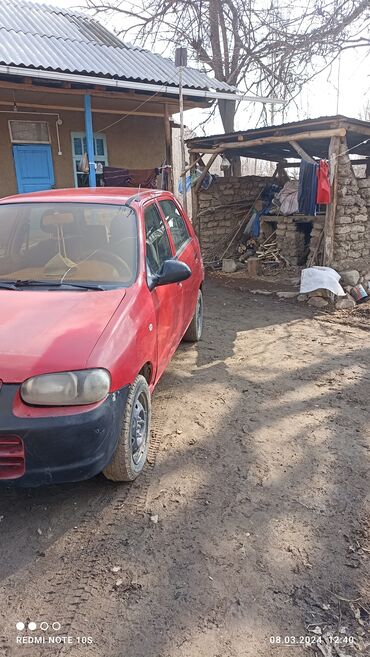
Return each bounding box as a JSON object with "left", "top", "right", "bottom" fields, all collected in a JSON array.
[{"left": 186, "top": 116, "right": 370, "bottom": 272}]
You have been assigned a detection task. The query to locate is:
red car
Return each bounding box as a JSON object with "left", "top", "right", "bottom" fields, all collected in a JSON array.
[{"left": 0, "top": 187, "right": 204, "bottom": 486}]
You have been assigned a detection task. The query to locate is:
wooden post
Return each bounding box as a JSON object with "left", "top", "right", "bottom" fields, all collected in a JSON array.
[
  {"left": 323, "top": 135, "right": 342, "bottom": 266},
  {"left": 164, "top": 104, "right": 173, "bottom": 191},
  {"left": 178, "top": 66, "right": 188, "bottom": 214},
  {"left": 189, "top": 151, "right": 199, "bottom": 231},
  {"left": 192, "top": 151, "right": 219, "bottom": 247}
]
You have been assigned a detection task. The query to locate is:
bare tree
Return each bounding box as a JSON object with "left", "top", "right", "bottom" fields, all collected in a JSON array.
[{"left": 86, "top": 0, "right": 370, "bottom": 133}]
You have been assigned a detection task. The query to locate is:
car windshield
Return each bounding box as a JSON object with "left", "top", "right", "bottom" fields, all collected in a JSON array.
[{"left": 0, "top": 202, "right": 138, "bottom": 287}]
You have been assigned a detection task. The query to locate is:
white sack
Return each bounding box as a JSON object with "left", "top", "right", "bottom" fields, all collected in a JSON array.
[{"left": 300, "top": 266, "right": 346, "bottom": 297}]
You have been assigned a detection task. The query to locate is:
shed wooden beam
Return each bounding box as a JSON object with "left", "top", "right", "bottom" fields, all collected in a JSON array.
[
  {"left": 289, "top": 141, "right": 316, "bottom": 164},
  {"left": 181, "top": 153, "right": 204, "bottom": 176},
  {"left": 282, "top": 161, "right": 303, "bottom": 167},
  {"left": 188, "top": 117, "right": 344, "bottom": 148},
  {"left": 193, "top": 151, "right": 219, "bottom": 193},
  {"left": 339, "top": 121, "right": 370, "bottom": 138},
  {"left": 189, "top": 128, "right": 347, "bottom": 154}
]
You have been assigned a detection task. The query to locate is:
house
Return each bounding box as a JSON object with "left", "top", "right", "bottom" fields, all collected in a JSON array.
[
  {"left": 0, "top": 0, "right": 240, "bottom": 197},
  {"left": 186, "top": 116, "right": 370, "bottom": 272}
]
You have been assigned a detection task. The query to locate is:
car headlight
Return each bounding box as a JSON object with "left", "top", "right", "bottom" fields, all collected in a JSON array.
[{"left": 21, "top": 369, "right": 111, "bottom": 406}]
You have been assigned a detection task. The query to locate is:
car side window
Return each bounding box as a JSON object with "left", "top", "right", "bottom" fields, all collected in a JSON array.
[
  {"left": 144, "top": 203, "right": 173, "bottom": 276},
  {"left": 159, "top": 200, "right": 190, "bottom": 253}
]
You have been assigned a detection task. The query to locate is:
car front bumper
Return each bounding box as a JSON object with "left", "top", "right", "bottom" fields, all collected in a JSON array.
[{"left": 0, "top": 384, "right": 128, "bottom": 486}]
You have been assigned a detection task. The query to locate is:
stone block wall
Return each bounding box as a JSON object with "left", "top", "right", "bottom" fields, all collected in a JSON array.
[
  {"left": 332, "top": 144, "right": 370, "bottom": 270},
  {"left": 197, "top": 175, "right": 273, "bottom": 254},
  {"left": 309, "top": 217, "right": 325, "bottom": 262},
  {"left": 358, "top": 176, "right": 370, "bottom": 251},
  {"left": 275, "top": 216, "right": 324, "bottom": 266},
  {"left": 276, "top": 217, "right": 302, "bottom": 265},
  {"left": 195, "top": 152, "right": 370, "bottom": 270}
]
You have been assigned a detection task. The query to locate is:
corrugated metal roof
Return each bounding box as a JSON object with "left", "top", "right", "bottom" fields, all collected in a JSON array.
[
  {"left": 0, "top": 0, "right": 235, "bottom": 92},
  {"left": 186, "top": 115, "right": 370, "bottom": 161},
  {"left": 187, "top": 115, "right": 370, "bottom": 146}
]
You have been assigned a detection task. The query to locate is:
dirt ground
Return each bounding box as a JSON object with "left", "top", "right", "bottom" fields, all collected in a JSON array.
[{"left": 0, "top": 278, "right": 369, "bottom": 657}]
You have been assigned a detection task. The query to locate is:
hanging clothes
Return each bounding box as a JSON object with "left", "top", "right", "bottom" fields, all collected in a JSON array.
[
  {"left": 316, "top": 160, "right": 331, "bottom": 204},
  {"left": 298, "top": 160, "right": 318, "bottom": 216},
  {"left": 178, "top": 175, "right": 192, "bottom": 194},
  {"left": 178, "top": 167, "right": 213, "bottom": 194},
  {"left": 103, "top": 166, "right": 159, "bottom": 188},
  {"left": 242, "top": 208, "right": 261, "bottom": 241}
]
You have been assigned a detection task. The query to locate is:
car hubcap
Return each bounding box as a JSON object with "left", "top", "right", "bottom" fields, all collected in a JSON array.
[
  {"left": 131, "top": 393, "right": 148, "bottom": 466},
  {"left": 196, "top": 294, "right": 203, "bottom": 338}
]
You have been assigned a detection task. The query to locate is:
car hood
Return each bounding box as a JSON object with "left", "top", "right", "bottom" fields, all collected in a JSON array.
[{"left": 0, "top": 289, "right": 126, "bottom": 383}]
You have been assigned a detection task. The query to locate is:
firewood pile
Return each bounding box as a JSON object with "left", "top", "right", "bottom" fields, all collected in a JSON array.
[
  {"left": 237, "top": 231, "right": 288, "bottom": 268},
  {"left": 256, "top": 232, "right": 288, "bottom": 265}
]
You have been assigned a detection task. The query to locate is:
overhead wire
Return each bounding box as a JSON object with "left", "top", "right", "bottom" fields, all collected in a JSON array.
[
  {"left": 335, "top": 137, "right": 370, "bottom": 159},
  {"left": 96, "top": 71, "right": 182, "bottom": 133}
]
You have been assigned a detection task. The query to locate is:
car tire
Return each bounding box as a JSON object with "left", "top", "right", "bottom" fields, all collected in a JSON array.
[
  {"left": 183, "top": 288, "right": 203, "bottom": 342},
  {"left": 103, "top": 375, "right": 151, "bottom": 482}
]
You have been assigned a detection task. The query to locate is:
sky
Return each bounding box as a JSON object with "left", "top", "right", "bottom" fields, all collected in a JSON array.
[
  {"left": 33, "top": 0, "right": 369, "bottom": 135},
  {"left": 177, "top": 45, "right": 370, "bottom": 135}
]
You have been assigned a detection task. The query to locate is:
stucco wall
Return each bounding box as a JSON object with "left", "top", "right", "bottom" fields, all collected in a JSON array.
[{"left": 0, "top": 111, "right": 166, "bottom": 198}]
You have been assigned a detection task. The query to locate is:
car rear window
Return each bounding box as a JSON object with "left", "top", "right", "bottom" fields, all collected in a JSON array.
[{"left": 0, "top": 202, "right": 138, "bottom": 287}]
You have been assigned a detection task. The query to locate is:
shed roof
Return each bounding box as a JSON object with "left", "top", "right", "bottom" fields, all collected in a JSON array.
[
  {"left": 0, "top": 0, "right": 234, "bottom": 93},
  {"left": 187, "top": 115, "right": 370, "bottom": 161}
]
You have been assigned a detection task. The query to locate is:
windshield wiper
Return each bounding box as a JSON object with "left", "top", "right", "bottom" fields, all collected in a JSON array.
[
  {"left": 13, "top": 280, "right": 105, "bottom": 291},
  {"left": 64, "top": 282, "right": 105, "bottom": 291},
  {"left": 0, "top": 281, "right": 18, "bottom": 290}
]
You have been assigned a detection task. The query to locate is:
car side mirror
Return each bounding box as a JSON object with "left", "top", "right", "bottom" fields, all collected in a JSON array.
[{"left": 150, "top": 259, "right": 191, "bottom": 289}]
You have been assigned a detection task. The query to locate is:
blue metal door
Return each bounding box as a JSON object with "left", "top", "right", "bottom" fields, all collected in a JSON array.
[{"left": 13, "top": 145, "right": 55, "bottom": 193}]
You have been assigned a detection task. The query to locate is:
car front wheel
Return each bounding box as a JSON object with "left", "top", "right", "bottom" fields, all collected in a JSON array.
[
  {"left": 183, "top": 288, "right": 204, "bottom": 342},
  {"left": 103, "top": 375, "right": 151, "bottom": 482}
]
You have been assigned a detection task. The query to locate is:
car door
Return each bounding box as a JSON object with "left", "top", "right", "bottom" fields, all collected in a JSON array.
[
  {"left": 158, "top": 197, "right": 200, "bottom": 332},
  {"left": 144, "top": 202, "right": 183, "bottom": 380}
]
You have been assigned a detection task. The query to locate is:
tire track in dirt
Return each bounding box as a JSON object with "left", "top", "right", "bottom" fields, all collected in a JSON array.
[{"left": 0, "top": 393, "right": 168, "bottom": 657}]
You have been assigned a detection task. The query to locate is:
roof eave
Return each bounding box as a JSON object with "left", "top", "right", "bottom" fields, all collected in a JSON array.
[{"left": 0, "top": 64, "right": 280, "bottom": 104}]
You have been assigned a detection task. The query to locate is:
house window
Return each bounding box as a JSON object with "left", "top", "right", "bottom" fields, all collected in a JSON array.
[
  {"left": 71, "top": 132, "right": 108, "bottom": 187},
  {"left": 9, "top": 120, "right": 50, "bottom": 144}
]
